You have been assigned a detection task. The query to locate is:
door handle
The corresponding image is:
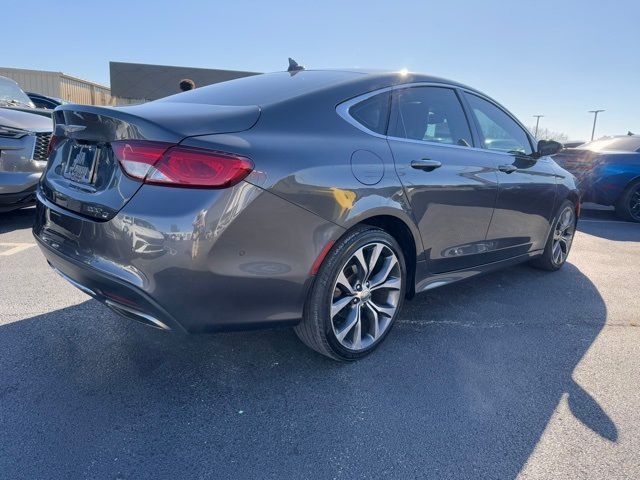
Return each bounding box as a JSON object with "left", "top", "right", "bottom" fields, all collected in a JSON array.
[
  {"left": 411, "top": 158, "right": 442, "bottom": 171},
  {"left": 498, "top": 164, "right": 518, "bottom": 174}
]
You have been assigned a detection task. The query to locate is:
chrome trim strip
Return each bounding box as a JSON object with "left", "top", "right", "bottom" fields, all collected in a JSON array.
[
  {"left": 336, "top": 81, "right": 537, "bottom": 155},
  {"left": 335, "top": 86, "right": 393, "bottom": 139},
  {"left": 385, "top": 135, "right": 488, "bottom": 153}
]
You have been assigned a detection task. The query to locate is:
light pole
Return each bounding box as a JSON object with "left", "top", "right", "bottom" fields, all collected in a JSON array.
[
  {"left": 533, "top": 115, "right": 544, "bottom": 137},
  {"left": 589, "top": 110, "right": 605, "bottom": 141}
]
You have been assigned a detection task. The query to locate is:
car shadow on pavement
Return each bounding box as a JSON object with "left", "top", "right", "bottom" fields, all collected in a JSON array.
[
  {"left": 578, "top": 218, "right": 640, "bottom": 242},
  {"left": 0, "top": 263, "right": 609, "bottom": 479},
  {"left": 0, "top": 207, "right": 35, "bottom": 234}
]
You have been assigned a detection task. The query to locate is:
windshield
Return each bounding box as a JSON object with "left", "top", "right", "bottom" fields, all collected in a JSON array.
[
  {"left": 579, "top": 136, "right": 640, "bottom": 152},
  {"left": 0, "top": 76, "right": 34, "bottom": 107}
]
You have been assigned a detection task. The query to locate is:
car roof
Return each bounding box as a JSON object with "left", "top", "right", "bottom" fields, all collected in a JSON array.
[{"left": 162, "top": 69, "right": 484, "bottom": 108}]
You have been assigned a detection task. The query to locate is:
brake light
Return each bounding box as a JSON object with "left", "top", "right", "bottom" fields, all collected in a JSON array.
[
  {"left": 111, "top": 140, "right": 253, "bottom": 188},
  {"left": 47, "top": 134, "right": 61, "bottom": 156},
  {"left": 111, "top": 140, "right": 173, "bottom": 180}
]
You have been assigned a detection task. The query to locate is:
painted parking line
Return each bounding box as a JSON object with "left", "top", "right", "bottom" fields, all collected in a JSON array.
[{"left": 0, "top": 243, "right": 36, "bottom": 256}]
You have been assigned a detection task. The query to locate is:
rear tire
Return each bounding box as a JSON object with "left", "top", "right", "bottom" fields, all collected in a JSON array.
[
  {"left": 615, "top": 180, "right": 640, "bottom": 223},
  {"left": 295, "top": 226, "right": 406, "bottom": 361},
  {"left": 529, "top": 200, "right": 577, "bottom": 271}
]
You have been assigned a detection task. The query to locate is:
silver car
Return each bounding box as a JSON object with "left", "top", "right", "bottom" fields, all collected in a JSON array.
[{"left": 0, "top": 76, "right": 53, "bottom": 212}]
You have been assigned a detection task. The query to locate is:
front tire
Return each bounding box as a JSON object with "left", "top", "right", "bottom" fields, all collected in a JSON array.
[
  {"left": 615, "top": 180, "right": 640, "bottom": 223},
  {"left": 529, "top": 200, "right": 577, "bottom": 271},
  {"left": 295, "top": 227, "right": 406, "bottom": 361}
]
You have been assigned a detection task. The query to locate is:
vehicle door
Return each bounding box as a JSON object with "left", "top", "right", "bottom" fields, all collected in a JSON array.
[
  {"left": 463, "top": 92, "right": 557, "bottom": 257},
  {"left": 387, "top": 85, "right": 499, "bottom": 273}
]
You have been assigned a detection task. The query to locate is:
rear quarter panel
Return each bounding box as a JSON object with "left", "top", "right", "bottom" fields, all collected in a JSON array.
[{"left": 181, "top": 88, "right": 424, "bottom": 260}]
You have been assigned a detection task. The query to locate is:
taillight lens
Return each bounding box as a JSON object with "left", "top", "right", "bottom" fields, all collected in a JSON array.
[
  {"left": 47, "top": 134, "right": 61, "bottom": 156},
  {"left": 111, "top": 140, "right": 253, "bottom": 188},
  {"left": 111, "top": 140, "right": 173, "bottom": 180}
]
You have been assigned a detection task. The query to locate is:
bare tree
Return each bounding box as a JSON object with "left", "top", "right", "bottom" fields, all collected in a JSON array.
[{"left": 527, "top": 126, "right": 569, "bottom": 142}]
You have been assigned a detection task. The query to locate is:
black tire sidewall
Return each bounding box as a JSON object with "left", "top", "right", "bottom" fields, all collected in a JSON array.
[{"left": 311, "top": 228, "right": 406, "bottom": 361}]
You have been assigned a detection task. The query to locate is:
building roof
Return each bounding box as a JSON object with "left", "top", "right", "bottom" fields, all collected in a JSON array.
[
  {"left": 0, "top": 66, "right": 110, "bottom": 90},
  {"left": 109, "top": 61, "right": 260, "bottom": 101}
]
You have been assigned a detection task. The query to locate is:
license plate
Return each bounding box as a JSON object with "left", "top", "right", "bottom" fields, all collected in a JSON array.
[{"left": 63, "top": 145, "right": 98, "bottom": 184}]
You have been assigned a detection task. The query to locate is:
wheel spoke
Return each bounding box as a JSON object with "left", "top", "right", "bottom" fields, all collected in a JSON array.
[
  {"left": 336, "top": 270, "right": 355, "bottom": 295},
  {"left": 331, "top": 295, "right": 355, "bottom": 318},
  {"left": 370, "top": 256, "right": 398, "bottom": 288},
  {"left": 353, "top": 248, "right": 369, "bottom": 279},
  {"left": 369, "top": 300, "right": 396, "bottom": 319},
  {"left": 561, "top": 209, "right": 572, "bottom": 230},
  {"left": 552, "top": 241, "right": 562, "bottom": 264},
  {"left": 368, "top": 243, "right": 383, "bottom": 276},
  {"left": 371, "top": 276, "right": 401, "bottom": 291},
  {"left": 364, "top": 302, "right": 380, "bottom": 339},
  {"left": 558, "top": 237, "right": 568, "bottom": 251},
  {"left": 336, "top": 304, "right": 360, "bottom": 342},
  {"left": 351, "top": 310, "right": 362, "bottom": 349}
]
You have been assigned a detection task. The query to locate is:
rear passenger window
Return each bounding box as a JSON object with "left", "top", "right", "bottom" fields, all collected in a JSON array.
[
  {"left": 465, "top": 93, "right": 533, "bottom": 155},
  {"left": 348, "top": 92, "right": 391, "bottom": 135},
  {"left": 390, "top": 87, "right": 473, "bottom": 147}
]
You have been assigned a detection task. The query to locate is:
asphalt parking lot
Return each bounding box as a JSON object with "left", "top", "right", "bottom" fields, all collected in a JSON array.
[{"left": 1, "top": 206, "right": 639, "bottom": 479}]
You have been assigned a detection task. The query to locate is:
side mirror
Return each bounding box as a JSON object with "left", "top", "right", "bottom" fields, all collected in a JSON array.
[{"left": 535, "top": 139, "right": 563, "bottom": 158}]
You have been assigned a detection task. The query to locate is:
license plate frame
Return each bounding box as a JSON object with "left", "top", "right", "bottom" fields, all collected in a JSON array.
[{"left": 63, "top": 144, "right": 98, "bottom": 185}]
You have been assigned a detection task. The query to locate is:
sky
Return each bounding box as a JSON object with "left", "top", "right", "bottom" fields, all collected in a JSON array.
[{"left": 3, "top": 0, "right": 639, "bottom": 140}]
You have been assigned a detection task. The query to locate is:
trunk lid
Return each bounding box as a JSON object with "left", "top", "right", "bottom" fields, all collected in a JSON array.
[{"left": 41, "top": 102, "right": 260, "bottom": 220}]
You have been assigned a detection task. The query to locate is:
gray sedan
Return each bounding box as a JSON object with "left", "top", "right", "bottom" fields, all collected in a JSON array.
[{"left": 33, "top": 69, "right": 578, "bottom": 360}]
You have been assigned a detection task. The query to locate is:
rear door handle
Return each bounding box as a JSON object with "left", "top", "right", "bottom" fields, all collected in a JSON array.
[
  {"left": 498, "top": 164, "right": 518, "bottom": 174},
  {"left": 411, "top": 159, "right": 442, "bottom": 171}
]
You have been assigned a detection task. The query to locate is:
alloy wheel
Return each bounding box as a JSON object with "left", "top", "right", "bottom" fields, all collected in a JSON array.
[
  {"left": 330, "top": 242, "right": 401, "bottom": 351},
  {"left": 552, "top": 207, "right": 575, "bottom": 265},
  {"left": 629, "top": 186, "right": 640, "bottom": 221}
]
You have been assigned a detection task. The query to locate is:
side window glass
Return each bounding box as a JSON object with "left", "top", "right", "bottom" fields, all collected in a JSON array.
[
  {"left": 390, "top": 87, "right": 473, "bottom": 147},
  {"left": 348, "top": 91, "right": 391, "bottom": 135},
  {"left": 465, "top": 93, "right": 533, "bottom": 155}
]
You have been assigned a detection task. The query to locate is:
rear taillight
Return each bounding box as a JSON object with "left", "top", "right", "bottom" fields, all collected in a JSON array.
[
  {"left": 111, "top": 140, "right": 173, "bottom": 180},
  {"left": 47, "top": 134, "right": 61, "bottom": 156},
  {"left": 111, "top": 140, "right": 253, "bottom": 188}
]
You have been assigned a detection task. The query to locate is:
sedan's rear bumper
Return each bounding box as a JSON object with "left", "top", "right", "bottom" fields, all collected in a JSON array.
[
  {"left": 36, "top": 235, "right": 185, "bottom": 332},
  {"left": 33, "top": 182, "right": 343, "bottom": 333}
]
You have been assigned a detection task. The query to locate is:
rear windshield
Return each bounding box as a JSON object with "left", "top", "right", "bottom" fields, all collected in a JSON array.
[
  {"left": 160, "top": 71, "right": 363, "bottom": 106},
  {"left": 579, "top": 136, "right": 640, "bottom": 152}
]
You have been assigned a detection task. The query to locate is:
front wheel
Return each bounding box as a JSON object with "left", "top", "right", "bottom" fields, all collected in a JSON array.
[
  {"left": 295, "top": 227, "right": 406, "bottom": 361},
  {"left": 529, "top": 200, "right": 577, "bottom": 271},
  {"left": 615, "top": 180, "right": 640, "bottom": 223}
]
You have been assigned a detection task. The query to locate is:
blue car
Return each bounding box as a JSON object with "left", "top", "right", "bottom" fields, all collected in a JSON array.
[{"left": 554, "top": 135, "right": 640, "bottom": 222}]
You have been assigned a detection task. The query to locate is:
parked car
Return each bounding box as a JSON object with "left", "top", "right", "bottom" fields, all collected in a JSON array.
[
  {"left": 0, "top": 76, "right": 35, "bottom": 109},
  {"left": 0, "top": 76, "right": 53, "bottom": 212},
  {"left": 554, "top": 135, "right": 640, "bottom": 222},
  {"left": 562, "top": 140, "right": 586, "bottom": 149},
  {"left": 34, "top": 69, "right": 577, "bottom": 360},
  {"left": 26, "top": 92, "right": 68, "bottom": 110}
]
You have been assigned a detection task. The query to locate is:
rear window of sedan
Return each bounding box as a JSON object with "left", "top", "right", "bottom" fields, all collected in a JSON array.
[
  {"left": 161, "top": 71, "right": 364, "bottom": 107},
  {"left": 579, "top": 136, "right": 640, "bottom": 152}
]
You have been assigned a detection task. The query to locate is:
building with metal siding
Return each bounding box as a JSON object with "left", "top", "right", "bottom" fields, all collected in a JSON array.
[
  {"left": 0, "top": 67, "right": 111, "bottom": 105},
  {"left": 109, "top": 61, "right": 260, "bottom": 105}
]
